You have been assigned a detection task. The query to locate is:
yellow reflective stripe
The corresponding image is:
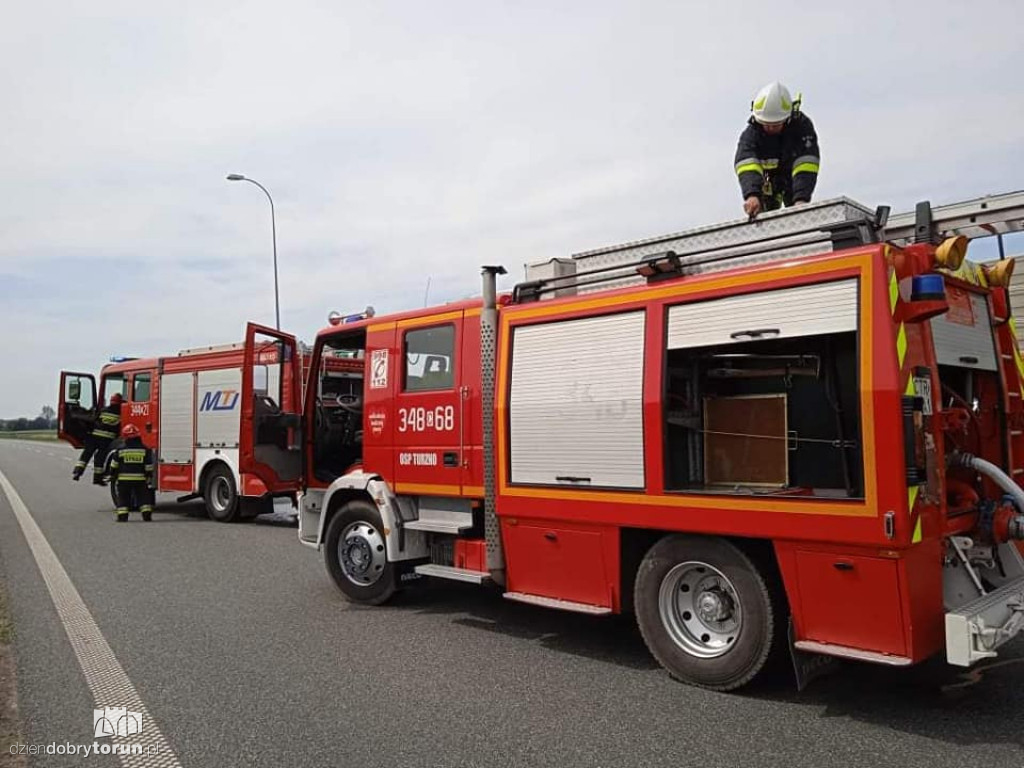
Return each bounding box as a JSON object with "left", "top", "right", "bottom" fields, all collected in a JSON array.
[
  {"left": 761, "top": 159, "right": 780, "bottom": 170},
  {"left": 896, "top": 323, "right": 908, "bottom": 368},
  {"left": 92, "top": 429, "right": 117, "bottom": 439},
  {"left": 735, "top": 163, "right": 764, "bottom": 176},
  {"left": 888, "top": 270, "right": 899, "bottom": 314},
  {"left": 908, "top": 485, "right": 922, "bottom": 543},
  {"left": 117, "top": 474, "right": 147, "bottom": 481},
  {"left": 905, "top": 378, "right": 916, "bottom": 396},
  {"left": 792, "top": 162, "right": 819, "bottom": 176}
]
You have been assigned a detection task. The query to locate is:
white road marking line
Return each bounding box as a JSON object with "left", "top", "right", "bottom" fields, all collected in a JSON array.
[{"left": 0, "top": 469, "right": 182, "bottom": 767}]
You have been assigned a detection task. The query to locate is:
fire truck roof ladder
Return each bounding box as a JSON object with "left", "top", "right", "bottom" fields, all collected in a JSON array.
[
  {"left": 177, "top": 342, "right": 245, "bottom": 357},
  {"left": 883, "top": 189, "right": 1024, "bottom": 251},
  {"left": 517, "top": 190, "right": 1024, "bottom": 302}
]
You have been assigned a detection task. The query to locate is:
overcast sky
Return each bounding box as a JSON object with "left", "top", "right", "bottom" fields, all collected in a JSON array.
[{"left": 1, "top": 0, "right": 1022, "bottom": 418}]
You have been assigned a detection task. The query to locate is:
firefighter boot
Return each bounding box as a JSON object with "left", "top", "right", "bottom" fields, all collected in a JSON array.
[
  {"left": 142, "top": 507, "right": 153, "bottom": 522},
  {"left": 72, "top": 465, "right": 83, "bottom": 481},
  {"left": 116, "top": 509, "right": 129, "bottom": 522}
]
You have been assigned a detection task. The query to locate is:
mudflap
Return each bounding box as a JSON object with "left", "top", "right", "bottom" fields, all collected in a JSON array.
[
  {"left": 789, "top": 619, "right": 841, "bottom": 691},
  {"left": 397, "top": 559, "right": 429, "bottom": 586}
]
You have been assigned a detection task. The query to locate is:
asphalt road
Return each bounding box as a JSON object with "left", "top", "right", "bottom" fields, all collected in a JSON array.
[{"left": 1, "top": 439, "right": 1024, "bottom": 767}]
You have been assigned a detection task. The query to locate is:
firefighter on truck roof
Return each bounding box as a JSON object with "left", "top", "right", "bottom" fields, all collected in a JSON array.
[
  {"left": 109, "top": 423, "right": 155, "bottom": 522},
  {"left": 734, "top": 81, "right": 820, "bottom": 218},
  {"left": 72, "top": 392, "right": 122, "bottom": 485}
]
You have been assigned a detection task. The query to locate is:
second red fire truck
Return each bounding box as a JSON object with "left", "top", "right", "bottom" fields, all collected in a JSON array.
[{"left": 58, "top": 324, "right": 303, "bottom": 521}]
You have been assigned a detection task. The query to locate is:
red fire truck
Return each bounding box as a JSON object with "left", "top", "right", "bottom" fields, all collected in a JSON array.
[
  {"left": 298, "top": 193, "right": 1024, "bottom": 690},
  {"left": 58, "top": 324, "right": 303, "bottom": 521}
]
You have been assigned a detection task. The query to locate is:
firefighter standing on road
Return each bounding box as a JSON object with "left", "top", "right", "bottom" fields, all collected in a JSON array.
[
  {"left": 108, "top": 424, "right": 155, "bottom": 522},
  {"left": 734, "top": 82, "right": 820, "bottom": 218},
  {"left": 72, "top": 392, "right": 123, "bottom": 485}
]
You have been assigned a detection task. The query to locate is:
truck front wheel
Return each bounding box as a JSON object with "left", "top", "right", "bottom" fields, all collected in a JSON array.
[
  {"left": 324, "top": 500, "right": 396, "bottom": 605},
  {"left": 634, "top": 535, "right": 784, "bottom": 691}
]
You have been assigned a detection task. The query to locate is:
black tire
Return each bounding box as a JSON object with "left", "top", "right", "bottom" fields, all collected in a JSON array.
[
  {"left": 634, "top": 535, "right": 785, "bottom": 692},
  {"left": 103, "top": 449, "right": 119, "bottom": 507},
  {"left": 203, "top": 465, "right": 240, "bottom": 522},
  {"left": 323, "top": 500, "right": 396, "bottom": 605}
]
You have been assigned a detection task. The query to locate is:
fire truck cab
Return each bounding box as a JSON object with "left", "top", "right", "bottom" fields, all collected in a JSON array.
[
  {"left": 299, "top": 193, "right": 1024, "bottom": 691},
  {"left": 59, "top": 323, "right": 302, "bottom": 521}
]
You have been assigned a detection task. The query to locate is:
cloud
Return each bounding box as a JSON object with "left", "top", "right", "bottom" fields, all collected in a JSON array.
[{"left": 1, "top": 0, "right": 1022, "bottom": 417}]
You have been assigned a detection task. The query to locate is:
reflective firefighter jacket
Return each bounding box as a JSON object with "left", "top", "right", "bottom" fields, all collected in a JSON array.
[
  {"left": 109, "top": 439, "right": 154, "bottom": 483},
  {"left": 91, "top": 403, "right": 122, "bottom": 441},
  {"left": 734, "top": 112, "right": 820, "bottom": 209}
]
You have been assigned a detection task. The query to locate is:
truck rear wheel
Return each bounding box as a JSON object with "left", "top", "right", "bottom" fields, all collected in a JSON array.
[
  {"left": 324, "top": 500, "right": 396, "bottom": 605},
  {"left": 634, "top": 535, "right": 783, "bottom": 691},
  {"left": 204, "top": 465, "right": 240, "bottom": 523}
]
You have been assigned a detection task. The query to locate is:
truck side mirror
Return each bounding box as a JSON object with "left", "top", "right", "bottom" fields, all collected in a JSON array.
[{"left": 68, "top": 378, "right": 81, "bottom": 402}]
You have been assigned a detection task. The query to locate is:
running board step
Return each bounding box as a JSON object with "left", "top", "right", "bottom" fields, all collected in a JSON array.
[
  {"left": 404, "top": 520, "right": 472, "bottom": 534},
  {"left": 503, "top": 592, "right": 612, "bottom": 615},
  {"left": 793, "top": 640, "right": 911, "bottom": 666},
  {"left": 414, "top": 564, "right": 491, "bottom": 584}
]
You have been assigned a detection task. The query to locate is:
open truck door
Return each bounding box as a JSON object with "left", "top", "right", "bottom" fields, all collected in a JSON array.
[
  {"left": 58, "top": 371, "right": 96, "bottom": 448},
  {"left": 240, "top": 323, "right": 303, "bottom": 495}
]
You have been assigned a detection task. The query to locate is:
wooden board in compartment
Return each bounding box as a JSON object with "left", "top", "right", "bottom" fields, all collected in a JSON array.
[{"left": 703, "top": 394, "right": 788, "bottom": 487}]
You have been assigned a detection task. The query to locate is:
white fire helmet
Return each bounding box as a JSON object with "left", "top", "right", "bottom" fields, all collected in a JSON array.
[{"left": 751, "top": 82, "right": 794, "bottom": 124}]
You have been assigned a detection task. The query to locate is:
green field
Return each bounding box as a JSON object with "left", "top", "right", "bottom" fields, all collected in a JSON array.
[{"left": 0, "top": 431, "right": 59, "bottom": 442}]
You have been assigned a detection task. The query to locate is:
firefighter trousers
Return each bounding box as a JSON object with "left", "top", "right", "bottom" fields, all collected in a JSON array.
[
  {"left": 115, "top": 480, "right": 154, "bottom": 521},
  {"left": 74, "top": 437, "right": 112, "bottom": 482}
]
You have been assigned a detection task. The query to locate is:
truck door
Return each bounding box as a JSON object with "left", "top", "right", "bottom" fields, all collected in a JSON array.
[
  {"left": 58, "top": 371, "right": 96, "bottom": 448},
  {"left": 392, "top": 316, "right": 465, "bottom": 495},
  {"left": 240, "top": 323, "right": 302, "bottom": 492},
  {"left": 124, "top": 370, "right": 158, "bottom": 449}
]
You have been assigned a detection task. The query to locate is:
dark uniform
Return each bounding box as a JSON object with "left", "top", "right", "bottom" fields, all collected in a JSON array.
[
  {"left": 109, "top": 437, "right": 155, "bottom": 522},
  {"left": 73, "top": 401, "right": 121, "bottom": 485},
  {"left": 734, "top": 112, "right": 820, "bottom": 211}
]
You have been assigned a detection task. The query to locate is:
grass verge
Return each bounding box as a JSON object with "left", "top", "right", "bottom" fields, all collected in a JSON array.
[{"left": 0, "top": 432, "right": 58, "bottom": 442}]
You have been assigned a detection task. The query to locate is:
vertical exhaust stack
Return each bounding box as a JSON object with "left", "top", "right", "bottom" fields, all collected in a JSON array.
[{"left": 481, "top": 266, "right": 507, "bottom": 584}]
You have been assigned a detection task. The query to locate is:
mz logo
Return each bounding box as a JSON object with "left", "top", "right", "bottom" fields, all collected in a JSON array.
[{"left": 200, "top": 389, "right": 240, "bottom": 412}]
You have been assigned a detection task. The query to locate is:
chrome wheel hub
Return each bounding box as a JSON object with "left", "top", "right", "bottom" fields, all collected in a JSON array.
[
  {"left": 339, "top": 521, "right": 386, "bottom": 587},
  {"left": 659, "top": 561, "right": 743, "bottom": 659}
]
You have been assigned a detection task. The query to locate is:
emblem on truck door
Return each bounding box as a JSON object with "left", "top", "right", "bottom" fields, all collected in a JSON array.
[{"left": 370, "top": 349, "right": 388, "bottom": 389}]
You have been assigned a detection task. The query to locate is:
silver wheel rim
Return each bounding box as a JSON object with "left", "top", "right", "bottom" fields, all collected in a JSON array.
[
  {"left": 338, "top": 520, "right": 386, "bottom": 587},
  {"left": 659, "top": 561, "right": 742, "bottom": 659},
  {"left": 211, "top": 476, "right": 232, "bottom": 513}
]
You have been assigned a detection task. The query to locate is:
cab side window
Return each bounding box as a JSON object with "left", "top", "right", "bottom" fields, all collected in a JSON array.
[
  {"left": 132, "top": 373, "right": 152, "bottom": 402},
  {"left": 404, "top": 325, "right": 455, "bottom": 392}
]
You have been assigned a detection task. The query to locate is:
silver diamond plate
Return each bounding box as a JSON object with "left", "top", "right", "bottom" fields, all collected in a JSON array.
[
  {"left": 526, "top": 197, "right": 876, "bottom": 295},
  {"left": 480, "top": 302, "right": 504, "bottom": 574}
]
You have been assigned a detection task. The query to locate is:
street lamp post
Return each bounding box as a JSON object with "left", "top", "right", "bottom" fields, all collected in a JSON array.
[{"left": 226, "top": 173, "right": 280, "bottom": 330}]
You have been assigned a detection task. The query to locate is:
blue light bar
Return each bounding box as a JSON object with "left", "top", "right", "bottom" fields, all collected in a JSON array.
[{"left": 911, "top": 274, "right": 945, "bottom": 302}]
